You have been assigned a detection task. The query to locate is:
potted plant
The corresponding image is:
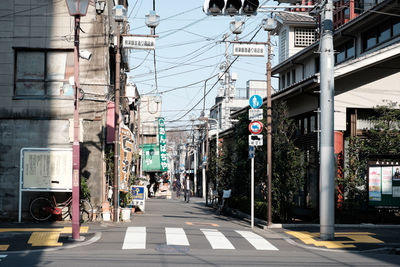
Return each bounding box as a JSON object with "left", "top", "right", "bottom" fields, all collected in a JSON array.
[{"left": 120, "top": 191, "right": 133, "bottom": 221}]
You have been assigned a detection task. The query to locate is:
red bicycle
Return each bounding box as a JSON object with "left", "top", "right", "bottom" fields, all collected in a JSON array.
[{"left": 29, "top": 193, "right": 93, "bottom": 222}]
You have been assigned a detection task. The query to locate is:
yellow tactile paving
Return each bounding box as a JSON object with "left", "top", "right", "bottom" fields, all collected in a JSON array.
[
  {"left": 0, "top": 245, "right": 9, "bottom": 251},
  {"left": 60, "top": 226, "right": 89, "bottom": 234},
  {"left": 28, "top": 232, "right": 63, "bottom": 247},
  {"left": 0, "top": 227, "right": 89, "bottom": 248},
  {"left": 286, "top": 231, "right": 384, "bottom": 249}
]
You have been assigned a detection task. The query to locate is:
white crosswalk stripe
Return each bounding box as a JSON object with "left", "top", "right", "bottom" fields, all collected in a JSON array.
[
  {"left": 0, "top": 255, "right": 7, "bottom": 261},
  {"left": 122, "top": 227, "right": 146, "bottom": 249},
  {"left": 201, "top": 229, "right": 235, "bottom": 250},
  {"left": 165, "top": 227, "right": 189, "bottom": 246},
  {"left": 121, "top": 227, "right": 278, "bottom": 251},
  {"left": 236, "top": 230, "right": 279, "bottom": 250}
]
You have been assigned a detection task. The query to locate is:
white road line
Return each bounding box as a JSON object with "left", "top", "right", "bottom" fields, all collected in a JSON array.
[
  {"left": 201, "top": 229, "right": 235, "bottom": 250},
  {"left": 235, "top": 230, "right": 279, "bottom": 251},
  {"left": 0, "top": 255, "right": 7, "bottom": 261},
  {"left": 122, "top": 227, "right": 146, "bottom": 250},
  {"left": 165, "top": 228, "right": 189, "bottom": 246}
]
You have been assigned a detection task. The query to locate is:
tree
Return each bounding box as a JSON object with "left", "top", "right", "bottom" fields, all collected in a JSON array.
[{"left": 270, "top": 100, "right": 305, "bottom": 221}]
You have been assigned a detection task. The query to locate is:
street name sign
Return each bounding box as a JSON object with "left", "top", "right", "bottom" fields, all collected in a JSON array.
[
  {"left": 249, "top": 135, "right": 263, "bottom": 146},
  {"left": 249, "top": 95, "right": 262, "bottom": 109},
  {"left": 249, "top": 109, "right": 263, "bottom": 121},
  {"left": 123, "top": 36, "right": 156, "bottom": 50},
  {"left": 249, "top": 121, "right": 263, "bottom": 135},
  {"left": 233, "top": 43, "right": 265, "bottom": 57}
]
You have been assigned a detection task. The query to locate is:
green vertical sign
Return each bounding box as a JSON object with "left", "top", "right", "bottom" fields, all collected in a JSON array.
[{"left": 158, "top": 117, "right": 168, "bottom": 172}]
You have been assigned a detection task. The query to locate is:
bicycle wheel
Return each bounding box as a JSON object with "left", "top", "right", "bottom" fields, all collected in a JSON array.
[
  {"left": 79, "top": 199, "right": 93, "bottom": 223},
  {"left": 30, "top": 197, "right": 53, "bottom": 221}
]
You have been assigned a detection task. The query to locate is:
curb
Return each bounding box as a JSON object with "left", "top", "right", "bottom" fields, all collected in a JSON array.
[
  {"left": 264, "top": 223, "right": 400, "bottom": 229},
  {"left": 1, "top": 232, "right": 102, "bottom": 254}
]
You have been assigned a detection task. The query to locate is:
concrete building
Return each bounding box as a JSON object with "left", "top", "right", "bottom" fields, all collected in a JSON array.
[{"left": 0, "top": 0, "right": 135, "bottom": 220}]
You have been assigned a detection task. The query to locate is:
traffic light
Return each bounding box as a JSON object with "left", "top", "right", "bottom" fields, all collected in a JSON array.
[
  {"left": 203, "top": 0, "right": 259, "bottom": 16},
  {"left": 203, "top": 0, "right": 225, "bottom": 16},
  {"left": 242, "top": 0, "right": 259, "bottom": 15}
]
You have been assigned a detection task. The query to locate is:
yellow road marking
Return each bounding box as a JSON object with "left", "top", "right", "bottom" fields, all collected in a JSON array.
[
  {"left": 185, "top": 222, "right": 219, "bottom": 227},
  {"left": 286, "top": 231, "right": 384, "bottom": 249},
  {"left": 0, "top": 245, "right": 9, "bottom": 251},
  {"left": 28, "top": 232, "right": 62, "bottom": 247},
  {"left": 60, "top": 227, "right": 89, "bottom": 234}
]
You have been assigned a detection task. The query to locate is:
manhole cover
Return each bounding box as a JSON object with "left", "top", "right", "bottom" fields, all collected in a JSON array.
[{"left": 155, "top": 244, "right": 190, "bottom": 253}]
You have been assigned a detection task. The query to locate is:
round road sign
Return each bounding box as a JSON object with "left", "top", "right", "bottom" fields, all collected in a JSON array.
[{"left": 249, "top": 121, "right": 263, "bottom": 135}]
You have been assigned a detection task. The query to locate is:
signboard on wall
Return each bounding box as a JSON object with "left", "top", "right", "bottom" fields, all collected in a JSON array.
[
  {"left": 21, "top": 148, "right": 72, "bottom": 191},
  {"left": 368, "top": 160, "right": 400, "bottom": 207}
]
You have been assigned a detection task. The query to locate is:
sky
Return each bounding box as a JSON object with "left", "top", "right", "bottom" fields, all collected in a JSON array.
[{"left": 126, "top": 1, "right": 280, "bottom": 132}]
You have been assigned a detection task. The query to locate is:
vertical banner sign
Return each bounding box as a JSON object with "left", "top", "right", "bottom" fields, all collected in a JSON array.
[
  {"left": 158, "top": 118, "right": 168, "bottom": 172},
  {"left": 119, "top": 125, "right": 135, "bottom": 191}
]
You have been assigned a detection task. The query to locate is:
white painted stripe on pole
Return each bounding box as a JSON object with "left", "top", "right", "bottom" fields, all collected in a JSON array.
[
  {"left": 122, "top": 227, "right": 146, "bottom": 249},
  {"left": 236, "top": 231, "right": 278, "bottom": 250},
  {"left": 201, "top": 229, "right": 234, "bottom": 250},
  {"left": 165, "top": 228, "right": 189, "bottom": 246}
]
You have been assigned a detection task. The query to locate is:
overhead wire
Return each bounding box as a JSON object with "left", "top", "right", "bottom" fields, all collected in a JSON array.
[{"left": 167, "top": 23, "right": 265, "bottom": 123}]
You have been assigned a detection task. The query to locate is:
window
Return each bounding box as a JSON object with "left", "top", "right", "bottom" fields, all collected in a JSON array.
[
  {"left": 304, "top": 118, "right": 308, "bottom": 134},
  {"left": 310, "top": 115, "right": 316, "bottom": 132},
  {"left": 281, "top": 74, "right": 285, "bottom": 89},
  {"left": 15, "top": 49, "right": 74, "bottom": 97},
  {"left": 335, "top": 40, "right": 355, "bottom": 64},
  {"left": 362, "top": 18, "right": 400, "bottom": 52},
  {"left": 294, "top": 28, "right": 316, "bottom": 47},
  {"left": 286, "top": 72, "right": 291, "bottom": 87},
  {"left": 292, "top": 69, "right": 296, "bottom": 84}
]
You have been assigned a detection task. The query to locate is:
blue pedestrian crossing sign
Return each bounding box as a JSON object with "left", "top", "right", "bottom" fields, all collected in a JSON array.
[{"left": 249, "top": 95, "right": 262, "bottom": 109}]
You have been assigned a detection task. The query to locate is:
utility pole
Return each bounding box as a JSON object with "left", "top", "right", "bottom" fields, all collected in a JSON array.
[
  {"left": 223, "top": 33, "right": 231, "bottom": 131},
  {"left": 113, "top": 22, "right": 121, "bottom": 222},
  {"left": 266, "top": 29, "right": 273, "bottom": 227},
  {"left": 319, "top": 0, "right": 335, "bottom": 240}
]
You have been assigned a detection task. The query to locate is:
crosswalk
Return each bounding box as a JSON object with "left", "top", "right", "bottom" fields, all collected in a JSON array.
[{"left": 122, "top": 227, "right": 278, "bottom": 251}]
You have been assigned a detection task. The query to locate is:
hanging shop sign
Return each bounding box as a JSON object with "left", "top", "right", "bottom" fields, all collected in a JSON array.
[
  {"left": 142, "top": 144, "right": 161, "bottom": 172},
  {"left": 158, "top": 118, "right": 168, "bottom": 172}
]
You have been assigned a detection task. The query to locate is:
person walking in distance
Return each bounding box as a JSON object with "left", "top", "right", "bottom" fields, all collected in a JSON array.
[
  {"left": 175, "top": 178, "right": 181, "bottom": 198},
  {"left": 184, "top": 176, "right": 191, "bottom": 203}
]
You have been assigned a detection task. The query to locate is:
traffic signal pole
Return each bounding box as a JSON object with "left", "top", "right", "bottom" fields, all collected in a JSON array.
[{"left": 319, "top": 0, "right": 335, "bottom": 240}]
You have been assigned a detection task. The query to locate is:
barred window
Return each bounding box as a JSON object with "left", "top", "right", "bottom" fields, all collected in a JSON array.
[{"left": 294, "top": 28, "right": 316, "bottom": 47}]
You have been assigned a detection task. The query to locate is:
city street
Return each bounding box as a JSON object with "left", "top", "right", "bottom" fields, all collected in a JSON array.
[{"left": 1, "top": 197, "right": 400, "bottom": 267}]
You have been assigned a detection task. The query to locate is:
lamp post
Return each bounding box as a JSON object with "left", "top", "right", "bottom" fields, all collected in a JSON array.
[
  {"left": 112, "top": 4, "right": 127, "bottom": 222},
  {"left": 65, "top": 0, "right": 89, "bottom": 241},
  {"left": 262, "top": 16, "right": 276, "bottom": 226}
]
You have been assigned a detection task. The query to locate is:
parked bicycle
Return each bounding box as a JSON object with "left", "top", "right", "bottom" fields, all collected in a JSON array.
[{"left": 29, "top": 193, "right": 93, "bottom": 222}]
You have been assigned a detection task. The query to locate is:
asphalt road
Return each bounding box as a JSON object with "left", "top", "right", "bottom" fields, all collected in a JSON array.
[{"left": 1, "top": 197, "right": 400, "bottom": 267}]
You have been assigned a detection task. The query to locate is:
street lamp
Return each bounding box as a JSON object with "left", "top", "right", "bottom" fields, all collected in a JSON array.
[
  {"left": 230, "top": 18, "right": 244, "bottom": 40},
  {"left": 65, "top": 0, "right": 89, "bottom": 241},
  {"left": 262, "top": 15, "right": 276, "bottom": 226},
  {"left": 112, "top": 4, "right": 126, "bottom": 222}
]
